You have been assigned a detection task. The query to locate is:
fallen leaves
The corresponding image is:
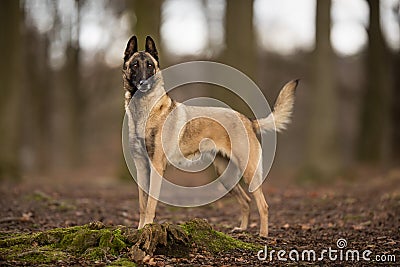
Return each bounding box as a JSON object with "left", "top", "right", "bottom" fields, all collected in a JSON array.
[{"left": 1, "top": 169, "right": 399, "bottom": 266}]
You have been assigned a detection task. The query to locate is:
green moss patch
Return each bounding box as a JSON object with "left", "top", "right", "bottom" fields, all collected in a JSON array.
[
  {"left": 181, "top": 218, "right": 262, "bottom": 253},
  {"left": 107, "top": 257, "right": 137, "bottom": 266},
  {"left": 0, "top": 222, "right": 129, "bottom": 265},
  {"left": 26, "top": 191, "right": 76, "bottom": 211},
  {"left": 0, "top": 219, "right": 260, "bottom": 266}
]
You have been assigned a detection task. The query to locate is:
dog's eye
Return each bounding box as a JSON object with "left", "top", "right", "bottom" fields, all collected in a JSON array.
[
  {"left": 147, "top": 62, "right": 153, "bottom": 68},
  {"left": 131, "top": 62, "right": 138, "bottom": 69}
]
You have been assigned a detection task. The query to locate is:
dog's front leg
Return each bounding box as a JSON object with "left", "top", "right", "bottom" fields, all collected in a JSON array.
[
  {"left": 134, "top": 157, "right": 150, "bottom": 229},
  {"left": 143, "top": 162, "right": 164, "bottom": 226},
  {"left": 138, "top": 187, "right": 148, "bottom": 228}
]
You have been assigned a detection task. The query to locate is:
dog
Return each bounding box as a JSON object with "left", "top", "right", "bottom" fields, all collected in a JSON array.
[{"left": 123, "top": 35, "right": 298, "bottom": 237}]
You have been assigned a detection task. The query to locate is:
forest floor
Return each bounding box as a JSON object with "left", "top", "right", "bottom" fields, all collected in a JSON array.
[{"left": 0, "top": 168, "right": 399, "bottom": 266}]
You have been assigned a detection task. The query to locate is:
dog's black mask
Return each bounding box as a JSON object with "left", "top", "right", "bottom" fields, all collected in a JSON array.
[{"left": 123, "top": 36, "right": 159, "bottom": 94}]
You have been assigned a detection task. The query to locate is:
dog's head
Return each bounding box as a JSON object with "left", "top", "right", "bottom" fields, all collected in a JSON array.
[{"left": 123, "top": 35, "right": 160, "bottom": 94}]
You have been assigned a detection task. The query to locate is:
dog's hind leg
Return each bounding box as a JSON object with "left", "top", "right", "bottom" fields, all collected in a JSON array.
[
  {"left": 214, "top": 155, "right": 251, "bottom": 231},
  {"left": 251, "top": 186, "right": 269, "bottom": 237},
  {"left": 239, "top": 149, "right": 269, "bottom": 237},
  {"left": 230, "top": 184, "right": 251, "bottom": 231}
]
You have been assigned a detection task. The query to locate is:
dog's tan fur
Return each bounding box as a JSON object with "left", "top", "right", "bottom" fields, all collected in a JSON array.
[{"left": 123, "top": 36, "right": 298, "bottom": 237}]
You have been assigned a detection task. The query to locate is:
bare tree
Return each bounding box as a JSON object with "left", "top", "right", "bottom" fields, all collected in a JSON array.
[
  {"left": 23, "top": 26, "right": 52, "bottom": 173},
  {"left": 224, "top": 0, "right": 255, "bottom": 116},
  {"left": 64, "top": 0, "right": 85, "bottom": 168},
  {"left": 305, "top": 0, "right": 341, "bottom": 179},
  {"left": 129, "top": 0, "right": 162, "bottom": 59},
  {"left": 358, "top": 0, "right": 391, "bottom": 163},
  {"left": 225, "top": 0, "right": 255, "bottom": 75},
  {"left": 390, "top": 3, "right": 400, "bottom": 164},
  {"left": 0, "top": 1, "right": 22, "bottom": 180}
]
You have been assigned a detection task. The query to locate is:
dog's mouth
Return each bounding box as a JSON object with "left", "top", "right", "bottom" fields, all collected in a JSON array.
[
  {"left": 137, "top": 81, "right": 152, "bottom": 92},
  {"left": 126, "top": 78, "right": 152, "bottom": 93},
  {"left": 127, "top": 72, "right": 160, "bottom": 94},
  {"left": 136, "top": 75, "right": 159, "bottom": 93}
]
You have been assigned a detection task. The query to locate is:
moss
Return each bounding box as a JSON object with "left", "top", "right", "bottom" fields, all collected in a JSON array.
[
  {"left": 108, "top": 257, "right": 137, "bottom": 266},
  {"left": 0, "top": 219, "right": 261, "bottom": 265},
  {"left": 35, "top": 225, "right": 82, "bottom": 245},
  {"left": 98, "top": 229, "right": 127, "bottom": 254},
  {"left": 58, "top": 225, "right": 128, "bottom": 258},
  {"left": 29, "top": 190, "right": 53, "bottom": 202},
  {"left": 25, "top": 190, "right": 76, "bottom": 211},
  {"left": 0, "top": 244, "right": 69, "bottom": 264},
  {"left": 60, "top": 229, "right": 101, "bottom": 253},
  {"left": 55, "top": 202, "right": 76, "bottom": 211},
  {"left": 0, "top": 232, "right": 37, "bottom": 247},
  {"left": 0, "top": 222, "right": 130, "bottom": 265},
  {"left": 181, "top": 218, "right": 262, "bottom": 253},
  {"left": 82, "top": 247, "right": 107, "bottom": 260}
]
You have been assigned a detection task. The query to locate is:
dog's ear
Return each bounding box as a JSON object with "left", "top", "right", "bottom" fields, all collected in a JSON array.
[
  {"left": 145, "top": 36, "right": 159, "bottom": 65},
  {"left": 124, "top": 35, "right": 138, "bottom": 62}
]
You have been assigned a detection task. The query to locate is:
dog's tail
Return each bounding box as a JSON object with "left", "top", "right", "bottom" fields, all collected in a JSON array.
[{"left": 253, "top": 79, "right": 299, "bottom": 133}]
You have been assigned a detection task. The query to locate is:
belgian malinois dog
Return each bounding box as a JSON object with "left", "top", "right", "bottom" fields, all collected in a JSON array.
[{"left": 123, "top": 35, "right": 298, "bottom": 237}]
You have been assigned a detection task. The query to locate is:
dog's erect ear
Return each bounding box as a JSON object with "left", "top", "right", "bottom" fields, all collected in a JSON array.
[
  {"left": 124, "top": 35, "right": 138, "bottom": 62},
  {"left": 145, "top": 36, "right": 159, "bottom": 64}
]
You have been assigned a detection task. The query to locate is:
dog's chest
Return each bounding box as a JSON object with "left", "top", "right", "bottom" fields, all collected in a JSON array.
[
  {"left": 126, "top": 99, "right": 172, "bottom": 156},
  {"left": 126, "top": 106, "right": 148, "bottom": 155}
]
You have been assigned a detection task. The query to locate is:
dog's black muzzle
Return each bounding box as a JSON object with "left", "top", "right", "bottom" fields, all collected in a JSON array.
[{"left": 136, "top": 80, "right": 150, "bottom": 92}]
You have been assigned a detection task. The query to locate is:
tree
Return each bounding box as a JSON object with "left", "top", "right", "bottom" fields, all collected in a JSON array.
[
  {"left": 224, "top": 0, "right": 255, "bottom": 116},
  {"left": 128, "top": 0, "right": 162, "bottom": 59},
  {"left": 357, "top": 0, "right": 391, "bottom": 163},
  {"left": 0, "top": 1, "right": 22, "bottom": 180},
  {"left": 24, "top": 23, "right": 52, "bottom": 173},
  {"left": 391, "top": 4, "right": 400, "bottom": 164},
  {"left": 64, "top": 0, "right": 85, "bottom": 168},
  {"left": 225, "top": 0, "right": 255, "bottom": 80},
  {"left": 305, "top": 0, "right": 341, "bottom": 179},
  {"left": 390, "top": 2, "right": 400, "bottom": 164}
]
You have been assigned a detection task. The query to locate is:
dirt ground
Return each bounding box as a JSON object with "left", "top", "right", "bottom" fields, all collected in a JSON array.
[{"left": 0, "top": 168, "right": 399, "bottom": 266}]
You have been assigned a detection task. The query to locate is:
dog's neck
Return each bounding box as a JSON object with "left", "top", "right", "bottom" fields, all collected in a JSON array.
[
  {"left": 125, "top": 73, "right": 175, "bottom": 125},
  {"left": 125, "top": 72, "right": 166, "bottom": 110}
]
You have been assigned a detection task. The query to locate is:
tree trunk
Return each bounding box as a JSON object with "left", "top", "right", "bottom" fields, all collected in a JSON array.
[
  {"left": 64, "top": 0, "right": 84, "bottom": 168},
  {"left": 391, "top": 51, "right": 400, "bottom": 164},
  {"left": 24, "top": 27, "right": 52, "bottom": 173},
  {"left": 224, "top": 0, "right": 255, "bottom": 116},
  {"left": 129, "top": 0, "right": 162, "bottom": 61},
  {"left": 305, "top": 0, "right": 340, "bottom": 179},
  {"left": 225, "top": 0, "right": 255, "bottom": 80},
  {"left": 0, "top": 1, "right": 22, "bottom": 180},
  {"left": 357, "top": 0, "right": 391, "bottom": 164},
  {"left": 65, "top": 44, "right": 83, "bottom": 168},
  {"left": 389, "top": 4, "right": 400, "bottom": 164}
]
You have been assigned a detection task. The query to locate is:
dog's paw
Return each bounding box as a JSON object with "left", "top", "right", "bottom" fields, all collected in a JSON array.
[
  {"left": 231, "top": 227, "right": 245, "bottom": 233},
  {"left": 259, "top": 232, "right": 268, "bottom": 239}
]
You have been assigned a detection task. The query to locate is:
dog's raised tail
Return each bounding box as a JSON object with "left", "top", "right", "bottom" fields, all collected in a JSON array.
[{"left": 253, "top": 79, "right": 299, "bottom": 133}]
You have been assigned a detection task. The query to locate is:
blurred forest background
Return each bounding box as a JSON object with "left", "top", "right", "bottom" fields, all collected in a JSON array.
[{"left": 0, "top": 0, "right": 399, "bottom": 183}]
